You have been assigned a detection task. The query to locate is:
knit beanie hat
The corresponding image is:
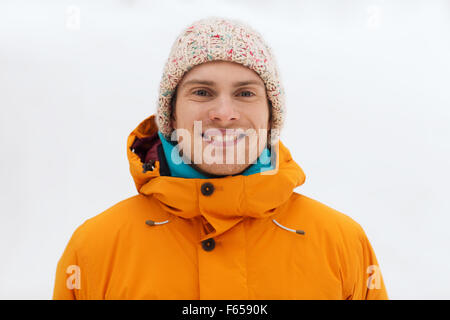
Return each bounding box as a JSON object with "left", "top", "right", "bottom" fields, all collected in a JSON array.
[{"left": 156, "top": 17, "right": 285, "bottom": 144}]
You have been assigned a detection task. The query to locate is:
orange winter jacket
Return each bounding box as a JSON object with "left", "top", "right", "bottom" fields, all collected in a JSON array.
[{"left": 53, "top": 115, "right": 388, "bottom": 300}]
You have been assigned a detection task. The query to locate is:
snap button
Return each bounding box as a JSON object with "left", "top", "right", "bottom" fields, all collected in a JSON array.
[
  {"left": 201, "top": 182, "right": 214, "bottom": 196},
  {"left": 201, "top": 238, "right": 215, "bottom": 251}
]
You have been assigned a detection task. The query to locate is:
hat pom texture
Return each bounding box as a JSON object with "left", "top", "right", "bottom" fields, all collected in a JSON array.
[{"left": 156, "top": 17, "right": 285, "bottom": 142}]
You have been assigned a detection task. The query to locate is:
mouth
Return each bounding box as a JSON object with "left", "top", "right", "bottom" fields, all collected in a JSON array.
[{"left": 202, "top": 129, "right": 247, "bottom": 147}]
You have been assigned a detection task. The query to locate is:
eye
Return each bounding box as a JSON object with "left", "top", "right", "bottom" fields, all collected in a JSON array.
[
  {"left": 238, "top": 91, "right": 255, "bottom": 97},
  {"left": 193, "top": 89, "right": 210, "bottom": 97}
]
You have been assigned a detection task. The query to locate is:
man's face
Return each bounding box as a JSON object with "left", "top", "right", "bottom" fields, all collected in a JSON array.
[{"left": 171, "top": 60, "right": 270, "bottom": 176}]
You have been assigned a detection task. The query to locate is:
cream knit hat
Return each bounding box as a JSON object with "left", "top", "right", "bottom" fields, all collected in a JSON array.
[{"left": 156, "top": 17, "right": 285, "bottom": 143}]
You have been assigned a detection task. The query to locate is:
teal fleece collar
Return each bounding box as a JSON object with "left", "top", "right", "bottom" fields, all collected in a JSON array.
[{"left": 157, "top": 131, "right": 274, "bottom": 178}]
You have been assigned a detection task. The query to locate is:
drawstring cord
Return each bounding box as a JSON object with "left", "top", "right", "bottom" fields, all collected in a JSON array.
[
  {"left": 145, "top": 219, "right": 170, "bottom": 226},
  {"left": 145, "top": 218, "right": 305, "bottom": 235},
  {"left": 272, "top": 219, "right": 305, "bottom": 235}
]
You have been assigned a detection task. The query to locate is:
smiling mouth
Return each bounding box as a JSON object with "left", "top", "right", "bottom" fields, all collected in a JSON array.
[{"left": 202, "top": 131, "right": 247, "bottom": 147}]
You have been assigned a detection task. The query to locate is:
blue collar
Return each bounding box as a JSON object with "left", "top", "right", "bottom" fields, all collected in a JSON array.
[{"left": 157, "top": 131, "right": 274, "bottom": 178}]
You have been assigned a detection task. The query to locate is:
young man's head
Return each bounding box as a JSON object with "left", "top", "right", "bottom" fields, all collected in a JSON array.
[{"left": 156, "top": 17, "right": 285, "bottom": 176}]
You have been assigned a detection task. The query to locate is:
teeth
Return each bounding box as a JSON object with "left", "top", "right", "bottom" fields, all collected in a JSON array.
[
  {"left": 212, "top": 135, "right": 237, "bottom": 142},
  {"left": 204, "top": 134, "right": 241, "bottom": 142},
  {"left": 203, "top": 132, "right": 247, "bottom": 143}
]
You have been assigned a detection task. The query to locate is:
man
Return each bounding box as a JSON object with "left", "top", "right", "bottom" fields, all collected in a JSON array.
[{"left": 53, "top": 17, "right": 388, "bottom": 299}]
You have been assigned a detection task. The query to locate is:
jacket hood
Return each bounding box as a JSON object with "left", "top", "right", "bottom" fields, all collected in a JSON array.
[{"left": 127, "top": 115, "right": 306, "bottom": 240}]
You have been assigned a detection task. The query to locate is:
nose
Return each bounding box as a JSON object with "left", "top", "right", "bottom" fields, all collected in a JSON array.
[{"left": 208, "top": 96, "right": 240, "bottom": 124}]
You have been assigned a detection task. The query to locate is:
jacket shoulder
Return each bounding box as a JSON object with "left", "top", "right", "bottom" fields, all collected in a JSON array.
[
  {"left": 283, "top": 193, "right": 365, "bottom": 235},
  {"left": 279, "top": 193, "right": 388, "bottom": 300},
  {"left": 69, "top": 194, "right": 166, "bottom": 249},
  {"left": 53, "top": 194, "right": 167, "bottom": 299}
]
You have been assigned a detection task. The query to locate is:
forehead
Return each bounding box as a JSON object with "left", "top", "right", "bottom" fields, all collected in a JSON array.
[{"left": 179, "top": 61, "right": 264, "bottom": 88}]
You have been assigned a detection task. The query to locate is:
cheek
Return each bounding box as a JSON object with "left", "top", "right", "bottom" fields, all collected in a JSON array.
[
  {"left": 173, "top": 102, "right": 207, "bottom": 129},
  {"left": 255, "top": 111, "right": 270, "bottom": 129},
  {"left": 249, "top": 102, "right": 270, "bottom": 128}
]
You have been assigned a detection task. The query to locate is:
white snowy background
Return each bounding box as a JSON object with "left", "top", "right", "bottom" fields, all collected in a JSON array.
[{"left": 1, "top": 0, "right": 449, "bottom": 299}]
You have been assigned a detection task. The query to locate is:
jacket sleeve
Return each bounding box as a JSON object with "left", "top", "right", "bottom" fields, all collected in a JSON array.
[
  {"left": 52, "top": 228, "right": 84, "bottom": 300},
  {"left": 348, "top": 227, "right": 389, "bottom": 300}
]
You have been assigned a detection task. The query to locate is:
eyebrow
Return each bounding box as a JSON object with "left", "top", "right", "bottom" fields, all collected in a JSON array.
[{"left": 180, "top": 79, "right": 264, "bottom": 89}]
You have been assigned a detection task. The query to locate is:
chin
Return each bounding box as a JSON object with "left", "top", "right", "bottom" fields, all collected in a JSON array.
[{"left": 194, "top": 163, "right": 250, "bottom": 177}]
